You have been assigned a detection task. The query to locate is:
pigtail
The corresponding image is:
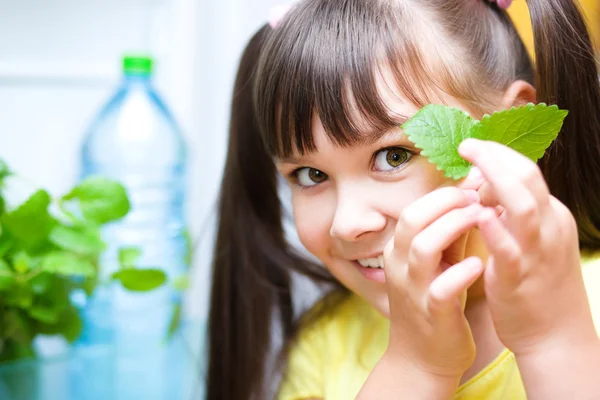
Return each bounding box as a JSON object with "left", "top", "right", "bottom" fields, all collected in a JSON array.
[
  {"left": 206, "top": 25, "right": 336, "bottom": 400},
  {"left": 527, "top": 0, "right": 600, "bottom": 249}
]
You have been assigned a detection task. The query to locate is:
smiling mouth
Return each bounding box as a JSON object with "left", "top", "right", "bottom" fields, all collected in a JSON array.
[{"left": 356, "top": 255, "right": 384, "bottom": 269}]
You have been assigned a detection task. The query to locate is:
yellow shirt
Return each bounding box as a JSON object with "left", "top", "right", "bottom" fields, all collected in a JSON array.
[{"left": 278, "top": 254, "right": 600, "bottom": 400}]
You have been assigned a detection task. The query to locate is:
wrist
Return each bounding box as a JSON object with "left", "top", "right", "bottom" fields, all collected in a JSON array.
[
  {"left": 513, "top": 323, "right": 599, "bottom": 360},
  {"left": 380, "top": 349, "right": 461, "bottom": 398},
  {"left": 515, "top": 334, "right": 600, "bottom": 366},
  {"left": 515, "top": 336, "right": 600, "bottom": 399}
]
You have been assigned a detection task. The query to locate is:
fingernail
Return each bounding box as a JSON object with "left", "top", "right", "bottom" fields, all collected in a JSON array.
[
  {"left": 463, "top": 189, "right": 480, "bottom": 203},
  {"left": 466, "top": 166, "right": 483, "bottom": 182}
]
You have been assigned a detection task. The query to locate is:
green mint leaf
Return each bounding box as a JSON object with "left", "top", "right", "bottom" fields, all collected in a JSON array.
[
  {"left": 1, "top": 190, "right": 56, "bottom": 247},
  {"left": 166, "top": 303, "right": 182, "bottom": 341},
  {"left": 113, "top": 268, "right": 167, "bottom": 292},
  {"left": 0, "top": 233, "right": 14, "bottom": 258},
  {"left": 60, "top": 307, "right": 83, "bottom": 343},
  {"left": 3, "top": 310, "right": 34, "bottom": 345},
  {"left": 401, "top": 104, "right": 479, "bottom": 179},
  {"left": 118, "top": 247, "right": 141, "bottom": 269},
  {"left": 0, "top": 159, "right": 12, "bottom": 185},
  {"left": 28, "top": 305, "right": 60, "bottom": 324},
  {"left": 29, "top": 272, "right": 52, "bottom": 295},
  {"left": 474, "top": 103, "right": 568, "bottom": 162},
  {"left": 35, "top": 305, "right": 83, "bottom": 342},
  {"left": 172, "top": 275, "right": 190, "bottom": 292},
  {"left": 49, "top": 225, "right": 105, "bottom": 257},
  {"left": 12, "top": 251, "right": 33, "bottom": 274},
  {"left": 41, "top": 252, "right": 95, "bottom": 277},
  {"left": 0, "top": 340, "right": 36, "bottom": 363},
  {"left": 62, "top": 177, "right": 130, "bottom": 225},
  {"left": 0, "top": 259, "right": 16, "bottom": 291},
  {"left": 4, "top": 284, "right": 33, "bottom": 309},
  {"left": 401, "top": 103, "right": 568, "bottom": 180}
]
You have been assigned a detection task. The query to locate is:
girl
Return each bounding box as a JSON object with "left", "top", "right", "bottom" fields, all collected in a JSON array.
[{"left": 207, "top": 0, "right": 600, "bottom": 398}]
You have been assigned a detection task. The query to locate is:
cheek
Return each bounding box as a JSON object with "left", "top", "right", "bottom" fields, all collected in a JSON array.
[
  {"left": 378, "top": 161, "right": 448, "bottom": 216},
  {"left": 292, "top": 193, "right": 334, "bottom": 257}
]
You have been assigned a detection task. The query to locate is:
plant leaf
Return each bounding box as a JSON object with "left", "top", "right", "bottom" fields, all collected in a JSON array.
[
  {"left": 0, "top": 233, "right": 14, "bottom": 258},
  {"left": 61, "top": 307, "right": 84, "bottom": 343},
  {"left": 1, "top": 190, "right": 56, "bottom": 247},
  {"left": 401, "top": 103, "right": 568, "bottom": 180},
  {"left": 113, "top": 268, "right": 167, "bottom": 292},
  {"left": 28, "top": 272, "right": 52, "bottom": 295},
  {"left": 401, "top": 104, "right": 479, "bottom": 179},
  {"left": 28, "top": 305, "right": 60, "bottom": 324},
  {"left": 41, "top": 252, "right": 95, "bottom": 277},
  {"left": 37, "top": 306, "right": 83, "bottom": 342},
  {"left": 12, "top": 251, "right": 33, "bottom": 274},
  {"left": 172, "top": 275, "right": 190, "bottom": 292},
  {"left": 4, "top": 284, "right": 33, "bottom": 308},
  {"left": 3, "top": 310, "right": 34, "bottom": 345},
  {"left": 49, "top": 225, "right": 105, "bottom": 257},
  {"left": 0, "top": 259, "right": 16, "bottom": 291},
  {"left": 62, "top": 177, "right": 130, "bottom": 225},
  {"left": 474, "top": 103, "right": 568, "bottom": 162},
  {"left": 0, "top": 159, "right": 12, "bottom": 186},
  {"left": 118, "top": 246, "right": 141, "bottom": 269},
  {"left": 166, "top": 303, "right": 182, "bottom": 341}
]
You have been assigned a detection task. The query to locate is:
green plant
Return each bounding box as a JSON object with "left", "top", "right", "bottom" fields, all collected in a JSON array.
[
  {"left": 402, "top": 103, "right": 568, "bottom": 179},
  {"left": 0, "top": 160, "right": 168, "bottom": 363}
]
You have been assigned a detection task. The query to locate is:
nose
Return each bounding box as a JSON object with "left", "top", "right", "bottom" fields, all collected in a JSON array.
[{"left": 329, "top": 188, "right": 387, "bottom": 241}]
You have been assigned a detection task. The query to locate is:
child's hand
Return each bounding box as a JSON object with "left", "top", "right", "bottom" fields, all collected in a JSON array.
[
  {"left": 458, "top": 139, "right": 598, "bottom": 356},
  {"left": 383, "top": 187, "right": 484, "bottom": 379}
]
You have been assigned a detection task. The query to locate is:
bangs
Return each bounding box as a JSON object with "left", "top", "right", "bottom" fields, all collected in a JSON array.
[{"left": 255, "top": 0, "right": 438, "bottom": 159}]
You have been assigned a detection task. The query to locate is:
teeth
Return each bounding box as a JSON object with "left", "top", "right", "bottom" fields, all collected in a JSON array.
[
  {"left": 358, "top": 259, "right": 370, "bottom": 267},
  {"left": 357, "top": 256, "right": 384, "bottom": 269}
]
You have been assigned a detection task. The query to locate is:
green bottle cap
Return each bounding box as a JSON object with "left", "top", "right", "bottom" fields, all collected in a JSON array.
[{"left": 123, "top": 55, "right": 153, "bottom": 75}]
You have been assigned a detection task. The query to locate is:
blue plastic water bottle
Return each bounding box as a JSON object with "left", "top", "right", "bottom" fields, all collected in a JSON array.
[{"left": 77, "top": 55, "right": 188, "bottom": 399}]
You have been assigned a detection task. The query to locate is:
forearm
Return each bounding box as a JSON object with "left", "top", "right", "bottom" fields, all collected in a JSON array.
[
  {"left": 516, "top": 337, "right": 600, "bottom": 400},
  {"left": 357, "top": 351, "right": 459, "bottom": 400}
]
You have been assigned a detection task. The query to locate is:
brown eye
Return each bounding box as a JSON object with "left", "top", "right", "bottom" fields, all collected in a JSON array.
[
  {"left": 374, "top": 147, "right": 412, "bottom": 171},
  {"left": 296, "top": 168, "right": 328, "bottom": 187}
]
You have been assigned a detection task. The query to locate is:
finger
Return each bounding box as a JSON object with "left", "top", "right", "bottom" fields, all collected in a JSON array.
[
  {"left": 459, "top": 139, "right": 550, "bottom": 209},
  {"left": 457, "top": 166, "right": 504, "bottom": 217},
  {"left": 407, "top": 203, "right": 482, "bottom": 283},
  {"left": 457, "top": 167, "right": 485, "bottom": 191},
  {"left": 459, "top": 139, "right": 548, "bottom": 240},
  {"left": 477, "top": 207, "right": 522, "bottom": 284},
  {"left": 394, "top": 187, "right": 479, "bottom": 254},
  {"left": 427, "top": 257, "right": 484, "bottom": 315}
]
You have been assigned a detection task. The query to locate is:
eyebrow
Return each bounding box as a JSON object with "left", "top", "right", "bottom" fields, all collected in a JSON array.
[{"left": 277, "top": 154, "right": 305, "bottom": 164}]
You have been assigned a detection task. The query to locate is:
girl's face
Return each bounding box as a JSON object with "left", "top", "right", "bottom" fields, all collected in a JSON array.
[{"left": 277, "top": 80, "right": 477, "bottom": 317}]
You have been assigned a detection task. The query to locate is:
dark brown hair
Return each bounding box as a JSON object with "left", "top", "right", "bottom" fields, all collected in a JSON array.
[
  {"left": 205, "top": 25, "right": 342, "bottom": 400},
  {"left": 207, "top": 0, "right": 600, "bottom": 398}
]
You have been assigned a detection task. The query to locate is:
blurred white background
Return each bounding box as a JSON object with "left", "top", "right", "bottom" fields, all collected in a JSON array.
[{"left": 0, "top": 0, "right": 288, "bottom": 321}]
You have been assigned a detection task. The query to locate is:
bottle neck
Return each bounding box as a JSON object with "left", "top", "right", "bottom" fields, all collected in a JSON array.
[{"left": 123, "top": 73, "right": 152, "bottom": 86}]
